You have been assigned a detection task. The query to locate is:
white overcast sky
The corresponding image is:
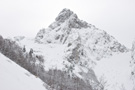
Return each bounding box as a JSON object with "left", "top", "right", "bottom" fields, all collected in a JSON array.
[{"left": 0, "top": 0, "right": 134, "bottom": 48}]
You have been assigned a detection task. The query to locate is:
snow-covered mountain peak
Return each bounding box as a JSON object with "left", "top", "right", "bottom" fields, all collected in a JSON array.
[
  {"left": 34, "top": 9, "right": 128, "bottom": 71},
  {"left": 49, "top": 8, "right": 89, "bottom": 29},
  {"left": 35, "top": 9, "right": 92, "bottom": 43},
  {"left": 35, "top": 9, "right": 128, "bottom": 58},
  {"left": 14, "top": 36, "right": 25, "bottom": 41},
  {"left": 55, "top": 8, "right": 76, "bottom": 22}
]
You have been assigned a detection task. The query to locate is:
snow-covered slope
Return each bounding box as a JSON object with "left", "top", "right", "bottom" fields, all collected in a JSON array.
[
  {"left": 16, "top": 37, "right": 135, "bottom": 90},
  {"left": 94, "top": 52, "right": 135, "bottom": 90},
  {"left": 0, "top": 53, "right": 47, "bottom": 90}
]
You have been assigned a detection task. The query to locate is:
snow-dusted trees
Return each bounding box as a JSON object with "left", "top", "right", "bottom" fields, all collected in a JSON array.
[
  {"left": 131, "top": 39, "right": 135, "bottom": 77},
  {"left": 0, "top": 35, "right": 44, "bottom": 76},
  {"left": 131, "top": 39, "right": 135, "bottom": 60},
  {"left": 42, "top": 69, "right": 92, "bottom": 90},
  {"left": 0, "top": 35, "right": 4, "bottom": 51},
  {"left": 29, "top": 48, "right": 33, "bottom": 57},
  {"left": 23, "top": 45, "right": 26, "bottom": 52}
]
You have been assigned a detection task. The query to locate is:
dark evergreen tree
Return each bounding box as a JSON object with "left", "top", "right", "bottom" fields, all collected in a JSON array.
[
  {"left": 23, "top": 45, "right": 26, "bottom": 52},
  {"left": 29, "top": 48, "right": 33, "bottom": 57}
]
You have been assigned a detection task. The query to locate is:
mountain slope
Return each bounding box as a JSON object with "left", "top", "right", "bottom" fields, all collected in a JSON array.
[
  {"left": 0, "top": 53, "right": 47, "bottom": 90},
  {"left": 13, "top": 8, "right": 130, "bottom": 90},
  {"left": 94, "top": 52, "right": 135, "bottom": 90}
]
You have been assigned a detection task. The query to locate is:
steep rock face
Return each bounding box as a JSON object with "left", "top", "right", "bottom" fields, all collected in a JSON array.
[
  {"left": 54, "top": 8, "right": 89, "bottom": 28},
  {"left": 35, "top": 8, "right": 90, "bottom": 44}
]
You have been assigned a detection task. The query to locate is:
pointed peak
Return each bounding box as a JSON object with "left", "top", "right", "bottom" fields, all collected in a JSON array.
[
  {"left": 55, "top": 8, "right": 77, "bottom": 22},
  {"left": 61, "top": 8, "right": 73, "bottom": 14}
]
